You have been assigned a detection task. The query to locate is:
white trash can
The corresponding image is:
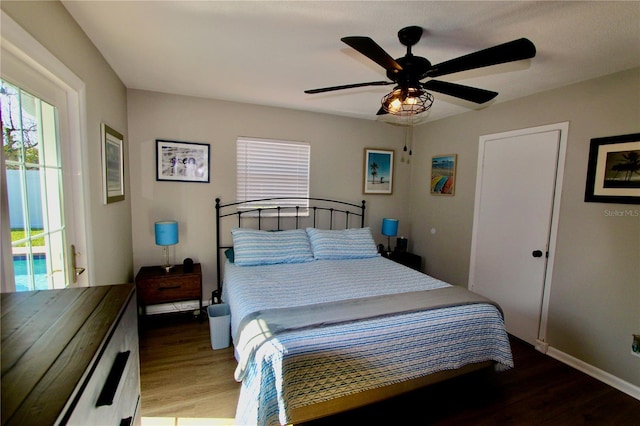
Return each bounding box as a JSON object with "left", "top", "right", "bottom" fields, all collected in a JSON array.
[{"left": 208, "top": 303, "right": 230, "bottom": 350}]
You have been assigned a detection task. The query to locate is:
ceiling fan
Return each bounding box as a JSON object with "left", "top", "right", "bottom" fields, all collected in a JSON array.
[{"left": 304, "top": 26, "right": 536, "bottom": 116}]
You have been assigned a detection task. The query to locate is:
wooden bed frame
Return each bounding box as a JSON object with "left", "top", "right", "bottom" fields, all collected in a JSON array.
[{"left": 214, "top": 197, "right": 494, "bottom": 424}]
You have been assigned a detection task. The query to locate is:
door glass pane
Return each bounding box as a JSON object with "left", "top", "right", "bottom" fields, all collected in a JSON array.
[{"left": 2, "top": 79, "right": 67, "bottom": 291}]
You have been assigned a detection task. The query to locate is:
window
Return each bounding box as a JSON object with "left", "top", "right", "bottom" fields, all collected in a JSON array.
[
  {"left": 2, "top": 79, "right": 67, "bottom": 291},
  {"left": 236, "top": 137, "right": 310, "bottom": 214}
]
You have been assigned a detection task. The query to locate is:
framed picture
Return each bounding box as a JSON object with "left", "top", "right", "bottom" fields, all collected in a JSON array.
[
  {"left": 363, "top": 148, "right": 394, "bottom": 194},
  {"left": 431, "top": 154, "right": 457, "bottom": 195},
  {"left": 156, "top": 139, "right": 210, "bottom": 183},
  {"left": 102, "top": 123, "right": 125, "bottom": 204},
  {"left": 584, "top": 133, "right": 640, "bottom": 204}
]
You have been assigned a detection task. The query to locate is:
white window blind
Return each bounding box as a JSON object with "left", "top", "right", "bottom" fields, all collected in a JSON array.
[{"left": 236, "top": 137, "right": 310, "bottom": 214}]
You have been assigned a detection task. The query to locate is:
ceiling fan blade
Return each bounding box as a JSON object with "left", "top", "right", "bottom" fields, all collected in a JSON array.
[
  {"left": 423, "top": 80, "right": 498, "bottom": 104},
  {"left": 304, "top": 81, "right": 393, "bottom": 94},
  {"left": 425, "top": 38, "right": 536, "bottom": 78},
  {"left": 341, "top": 36, "right": 403, "bottom": 73}
]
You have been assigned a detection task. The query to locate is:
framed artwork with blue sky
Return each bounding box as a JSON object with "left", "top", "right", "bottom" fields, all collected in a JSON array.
[
  {"left": 363, "top": 148, "right": 394, "bottom": 194},
  {"left": 431, "top": 154, "right": 457, "bottom": 195}
]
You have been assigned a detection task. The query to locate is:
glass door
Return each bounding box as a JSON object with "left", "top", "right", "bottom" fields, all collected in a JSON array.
[
  {"left": 2, "top": 80, "right": 68, "bottom": 290},
  {"left": 1, "top": 13, "right": 90, "bottom": 291}
]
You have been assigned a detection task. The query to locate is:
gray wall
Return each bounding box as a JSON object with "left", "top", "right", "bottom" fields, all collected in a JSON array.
[
  {"left": 127, "top": 89, "right": 410, "bottom": 299},
  {"left": 410, "top": 68, "right": 640, "bottom": 387},
  {"left": 1, "top": 1, "right": 133, "bottom": 285}
]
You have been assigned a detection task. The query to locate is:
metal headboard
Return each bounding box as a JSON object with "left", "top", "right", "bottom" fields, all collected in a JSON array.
[{"left": 214, "top": 197, "right": 366, "bottom": 300}]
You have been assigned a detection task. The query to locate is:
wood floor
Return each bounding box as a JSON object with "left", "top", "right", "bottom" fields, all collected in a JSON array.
[{"left": 139, "top": 313, "right": 640, "bottom": 425}]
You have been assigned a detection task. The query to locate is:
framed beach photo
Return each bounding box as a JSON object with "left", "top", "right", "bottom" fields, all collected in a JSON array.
[
  {"left": 431, "top": 154, "right": 457, "bottom": 195},
  {"left": 156, "top": 139, "right": 210, "bottom": 183},
  {"left": 101, "top": 123, "right": 125, "bottom": 204},
  {"left": 584, "top": 133, "right": 640, "bottom": 204},
  {"left": 363, "top": 148, "right": 394, "bottom": 194}
]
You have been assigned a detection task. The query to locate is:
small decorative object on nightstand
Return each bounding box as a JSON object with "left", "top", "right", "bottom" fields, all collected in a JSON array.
[
  {"left": 183, "top": 257, "right": 194, "bottom": 272},
  {"left": 135, "top": 263, "right": 202, "bottom": 319}
]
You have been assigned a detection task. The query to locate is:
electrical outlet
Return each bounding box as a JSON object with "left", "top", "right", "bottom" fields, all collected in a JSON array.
[{"left": 632, "top": 334, "right": 640, "bottom": 358}]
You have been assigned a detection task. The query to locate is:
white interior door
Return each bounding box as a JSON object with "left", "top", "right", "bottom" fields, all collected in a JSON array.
[{"left": 469, "top": 127, "right": 564, "bottom": 345}]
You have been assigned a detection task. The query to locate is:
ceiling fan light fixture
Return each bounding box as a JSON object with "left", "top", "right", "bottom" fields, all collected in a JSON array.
[
  {"left": 382, "top": 87, "right": 434, "bottom": 116},
  {"left": 307, "top": 27, "right": 535, "bottom": 116}
]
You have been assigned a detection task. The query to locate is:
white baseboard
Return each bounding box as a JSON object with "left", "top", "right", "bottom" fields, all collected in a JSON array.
[
  {"left": 546, "top": 345, "right": 640, "bottom": 401},
  {"left": 535, "top": 339, "right": 549, "bottom": 353}
]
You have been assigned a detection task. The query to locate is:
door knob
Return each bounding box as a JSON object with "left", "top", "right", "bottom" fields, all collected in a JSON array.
[
  {"left": 532, "top": 250, "right": 543, "bottom": 258},
  {"left": 71, "top": 244, "right": 86, "bottom": 283}
]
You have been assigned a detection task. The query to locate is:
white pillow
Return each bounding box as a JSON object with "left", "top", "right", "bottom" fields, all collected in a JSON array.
[
  {"left": 231, "top": 228, "right": 314, "bottom": 266},
  {"left": 306, "top": 227, "right": 379, "bottom": 260}
]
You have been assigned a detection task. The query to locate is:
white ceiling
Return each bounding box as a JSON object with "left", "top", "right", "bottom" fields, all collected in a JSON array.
[{"left": 61, "top": 1, "right": 640, "bottom": 125}]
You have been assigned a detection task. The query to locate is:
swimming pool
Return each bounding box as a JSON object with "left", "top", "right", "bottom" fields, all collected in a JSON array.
[{"left": 13, "top": 254, "right": 49, "bottom": 291}]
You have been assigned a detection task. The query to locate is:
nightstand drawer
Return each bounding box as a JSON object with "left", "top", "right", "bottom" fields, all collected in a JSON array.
[{"left": 136, "top": 275, "right": 200, "bottom": 304}]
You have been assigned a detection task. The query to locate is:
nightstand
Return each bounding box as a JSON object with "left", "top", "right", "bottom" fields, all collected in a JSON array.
[
  {"left": 381, "top": 250, "right": 422, "bottom": 271},
  {"left": 135, "top": 263, "right": 202, "bottom": 318}
]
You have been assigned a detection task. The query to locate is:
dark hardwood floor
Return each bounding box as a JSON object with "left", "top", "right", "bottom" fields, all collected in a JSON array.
[
  {"left": 304, "top": 336, "right": 640, "bottom": 426},
  {"left": 139, "top": 313, "right": 640, "bottom": 425}
]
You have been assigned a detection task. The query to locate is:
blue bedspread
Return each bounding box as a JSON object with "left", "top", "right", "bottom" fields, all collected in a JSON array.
[{"left": 223, "top": 257, "right": 513, "bottom": 426}]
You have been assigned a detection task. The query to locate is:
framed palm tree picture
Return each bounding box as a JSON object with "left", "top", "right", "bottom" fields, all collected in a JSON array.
[
  {"left": 363, "top": 148, "right": 394, "bottom": 194},
  {"left": 584, "top": 133, "right": 640, "bottom": 204}
]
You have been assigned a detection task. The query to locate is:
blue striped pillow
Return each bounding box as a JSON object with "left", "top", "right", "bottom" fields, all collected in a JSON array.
[
  {"left": 231, "top": 228, "right": 314, "bottom": 266},
  {"left": 306, "top": 227, "right": 379, "bottom": 260}
]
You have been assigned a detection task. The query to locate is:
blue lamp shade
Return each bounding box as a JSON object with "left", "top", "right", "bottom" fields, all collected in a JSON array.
[
  {"left": 381, "top": 218, "right": 399, "bottom": 237},
  {"left": 155, "top": 221, "right": 179, "bottom": 246}
]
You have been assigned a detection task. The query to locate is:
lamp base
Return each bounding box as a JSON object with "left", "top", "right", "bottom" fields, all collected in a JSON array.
[{"left": 162, "top": 246, "right": 174, "bottom": 273}]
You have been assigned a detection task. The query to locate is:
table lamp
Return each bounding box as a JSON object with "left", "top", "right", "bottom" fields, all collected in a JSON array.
[
  {"left": 381, "top": 218, "right": 399, "bottom": 253},
  {"left": 155, "top": 220, "right": 179, "bottom": 272}
]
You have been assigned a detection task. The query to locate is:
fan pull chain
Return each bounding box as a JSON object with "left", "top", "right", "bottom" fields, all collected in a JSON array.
[
  {"left": 401, "top": 125, "right": 409, "bottom": 163},
  {"left": 401, "top": 116, "right": 415, "bottom": 164},
  {"left": 408, "top": 124, "right": 413, "bottom": 156},
  {"left": 409, "top": 123, "right": 413, "bottom": 156},
  {"left": 403, "top": 126, "right": 408, "bottom": 151}
]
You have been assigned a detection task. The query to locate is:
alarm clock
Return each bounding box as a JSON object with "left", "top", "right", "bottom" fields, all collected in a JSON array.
[{"left": 183, "top": 257, "right": 194, "bottom": 272}]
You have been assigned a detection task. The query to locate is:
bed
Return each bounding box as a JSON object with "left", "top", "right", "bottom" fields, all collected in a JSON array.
[{"left": 215, "top": 197, "right": 513, "bottom": 426}]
